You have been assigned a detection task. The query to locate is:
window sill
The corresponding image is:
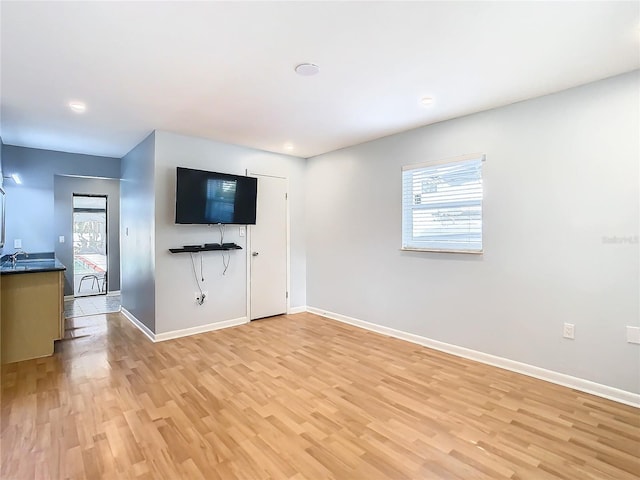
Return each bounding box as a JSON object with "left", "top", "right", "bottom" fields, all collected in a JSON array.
[{"left": 400, "top": 247, "right": 483, "bottom": 255}]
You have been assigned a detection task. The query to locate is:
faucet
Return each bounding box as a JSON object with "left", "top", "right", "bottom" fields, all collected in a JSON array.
[{"left": 9, "top": 249, "right": 27, "bottom": 266}]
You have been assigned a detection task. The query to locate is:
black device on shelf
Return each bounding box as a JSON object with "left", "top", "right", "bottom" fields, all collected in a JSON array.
[
  {"left": 175, "top": 167, "right": 257, "bottom": 225},
  {"left": 169, "top": 243, "right": 242, "bottom": 254}
]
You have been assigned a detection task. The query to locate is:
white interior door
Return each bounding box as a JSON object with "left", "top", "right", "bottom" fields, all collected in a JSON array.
[{"left": 249, "top": 174, "right": 287, "bottom": 320}]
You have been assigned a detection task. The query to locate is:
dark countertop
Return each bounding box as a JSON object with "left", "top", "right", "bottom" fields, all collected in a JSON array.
[{"left": 0, "top": 252, "right": 67, "bottom": 275}]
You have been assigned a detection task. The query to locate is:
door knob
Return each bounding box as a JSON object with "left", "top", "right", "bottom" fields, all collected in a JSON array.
[{"left": 252, "top": 252, "right": 259, "bottom": 256}]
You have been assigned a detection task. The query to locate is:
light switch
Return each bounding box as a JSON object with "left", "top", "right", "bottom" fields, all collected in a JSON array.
[
  {"left": 627, "top": 326, "right": 640, "bottom": 345},
  {"left": 14, "top": 239, "right": 22, "bottom": 249},
  {"left": 239, "top": 227, "right": 245, "bottom": 237},
  {"left": 59, "top": 236, "right": 65, "bottom": 243}
]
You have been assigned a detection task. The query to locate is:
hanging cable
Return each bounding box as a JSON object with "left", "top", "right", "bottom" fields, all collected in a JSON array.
[
  {"left": 190, "top": 252, "right": 205, "bottom": 305},
  {"left": 222, "top": 251, "right": 230, "bottom": 275},
  {"left": 219, "top": 223, "right": 226, "bottom": 245},
  {"left": 200, "top": 253, "right": 205, "bottom": 282},
  {"left": 217, "top": 222, "right": 231, "bottom": 275}
]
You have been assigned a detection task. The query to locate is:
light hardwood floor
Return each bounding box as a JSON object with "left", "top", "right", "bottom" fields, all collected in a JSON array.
[{"left": 1, "top": 312, "right": 639, "bottom": 479}]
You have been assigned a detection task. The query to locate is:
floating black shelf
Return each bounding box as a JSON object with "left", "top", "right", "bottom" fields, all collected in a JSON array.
[{"left": 169, "top": 244, "right": 243, "bottom": 254}]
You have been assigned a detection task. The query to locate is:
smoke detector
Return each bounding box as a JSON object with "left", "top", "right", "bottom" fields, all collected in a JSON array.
[{"left": 295, "top": 63, "right": 320, "bottom": 76}]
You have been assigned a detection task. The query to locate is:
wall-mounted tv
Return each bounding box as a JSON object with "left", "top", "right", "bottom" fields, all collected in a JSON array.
[{"left": 175, "top": 167, "right": 257, "bottom": 225}]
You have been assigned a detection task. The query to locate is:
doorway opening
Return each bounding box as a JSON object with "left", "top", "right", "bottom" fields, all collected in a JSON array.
[{"left": 73, "top": 195, "right": 108, "bottom": 297}]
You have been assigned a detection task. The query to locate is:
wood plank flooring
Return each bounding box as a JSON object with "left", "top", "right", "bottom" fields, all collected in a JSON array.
[{"left": 1, "top": 312, "right": 639, "bottom": 479}]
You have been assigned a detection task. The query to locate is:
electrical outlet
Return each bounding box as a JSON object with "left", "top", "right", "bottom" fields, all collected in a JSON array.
[
  {"left": 563, "top": 323, "right": 575, "bottom": 339},
  {"left": 239, "top": 226, "right": 245, "bottom": 237},
  {"left": 195, "top": 291, "right": 209, "bottom": 304},
  {"left": 14, "top": 239, "right": 22, "bottom": 249},
  {"left": 626, "top": 326, "right": 640, "bottom": 344},
  {"left": 59, "top": 236, "right": 65, "bottom": 243}
]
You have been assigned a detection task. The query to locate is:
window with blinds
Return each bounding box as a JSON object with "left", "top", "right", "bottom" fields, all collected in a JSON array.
[{"left": 402, "top": 154, "right": 484, "bottom": 253}]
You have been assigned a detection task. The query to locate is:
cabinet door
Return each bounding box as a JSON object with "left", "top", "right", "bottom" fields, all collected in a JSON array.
[
  {"left": 1, "top": 272, "right": 60, "bottom": 363},
  {"left": 58, "top": 272, "right": 64, "bottom": 339}
]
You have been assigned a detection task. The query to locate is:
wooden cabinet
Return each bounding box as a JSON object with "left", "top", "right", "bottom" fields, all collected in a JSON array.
[{"left": 1, "top": 270, "right": 64, "bottom": 364}]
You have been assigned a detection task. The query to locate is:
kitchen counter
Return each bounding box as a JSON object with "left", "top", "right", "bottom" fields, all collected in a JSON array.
[
  {"left": 1, "top": 252, "right": 66, "bottom": 275},
  {"left": 1, "top": 253, "right": 66, "bottom": 363}
]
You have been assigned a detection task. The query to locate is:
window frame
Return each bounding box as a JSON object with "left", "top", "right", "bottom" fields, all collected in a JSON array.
[{"left": 401, "top": 153, "right": 485, "bottom": 254}]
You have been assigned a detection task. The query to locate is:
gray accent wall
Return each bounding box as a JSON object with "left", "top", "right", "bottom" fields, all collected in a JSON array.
[
  {"left": 0, "top": 136, "right": 2, "bottom": 362},
  {"left": 0, "top": 136, "right": 4, "bottom": 188},
  {"left": 120, "top": 132, "right": 156, "bottom": 332},
  {"left": 305, "top": 71, "right": 639, "bottom": 394},
  {"left": 1, "top": 145, "right": 120, "bottom": 254},
  {"left": 0, "top": 137, "right": 3, "bottom": 254},
  {"left": 54, "top": 175, "right": 120, "bottom": 296}
]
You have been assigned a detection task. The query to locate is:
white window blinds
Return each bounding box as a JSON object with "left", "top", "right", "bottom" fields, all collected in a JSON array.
[{"left": 402, "top": 154, "right": 484, "bottom": 253}]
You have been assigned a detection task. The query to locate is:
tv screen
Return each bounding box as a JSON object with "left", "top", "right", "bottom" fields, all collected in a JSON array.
[{"left": 175, "top": 167, "right": 257, "bottom": 224}]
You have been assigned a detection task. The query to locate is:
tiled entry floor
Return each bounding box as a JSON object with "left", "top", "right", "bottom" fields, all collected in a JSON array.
[
  {"left": 62, "top": 294, "right": 121, "bottom": 341},
  {"left": 64, "top": 294, "right": 121, "bottom": 319}
]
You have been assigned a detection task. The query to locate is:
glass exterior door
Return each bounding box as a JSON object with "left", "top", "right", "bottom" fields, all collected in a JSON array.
[{"left": 73, "top": 195, "right": 108, "bottom": 297}]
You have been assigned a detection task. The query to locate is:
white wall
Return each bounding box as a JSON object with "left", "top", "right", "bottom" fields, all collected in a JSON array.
[
  {"left": 121, "top": 132, "right": 156, "bottom": 331},
  {"left": 153, "top": 131, "right": 306, "bottom": 335},
  {"left": 306, "top": 71, "right": 639, "bottom": 394}
]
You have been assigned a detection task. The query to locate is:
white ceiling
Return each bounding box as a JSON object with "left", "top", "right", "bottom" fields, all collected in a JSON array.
[{"left": 1, "top": 1, "right": 638, "bottom": 159}]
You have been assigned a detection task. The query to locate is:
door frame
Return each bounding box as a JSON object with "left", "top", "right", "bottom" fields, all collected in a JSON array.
[
  {"left": 72, "top": 193, "right": 109, "bottom": 297},
  {"left": 245, "top": 171, "right": 290, "bottom": 320}
]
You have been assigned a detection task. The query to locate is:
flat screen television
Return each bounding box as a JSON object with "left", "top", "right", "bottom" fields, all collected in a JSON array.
[{"left": 175, "top": 167, "right": 257, "bottom": 225}]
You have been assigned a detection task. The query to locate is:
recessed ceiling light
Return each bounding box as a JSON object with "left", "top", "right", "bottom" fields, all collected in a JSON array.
[
  {"left": 284, "top": 143, "right": 294, "bottom": 151},
  {"left": 295, "top": 63, "right": 320, "bottom": 76},
  {"left": 68, "top": 101, "right": 87, "bottom": 113},
  {"left": 420, "top": 97, "right": 434, "bottom": 106}
]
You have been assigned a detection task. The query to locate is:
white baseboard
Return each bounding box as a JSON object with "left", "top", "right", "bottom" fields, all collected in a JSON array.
[
  {"left": 306, "top": 306, "right": 640, "bottom": 408},
  {"left": 288, "top": 306, "right": 307, "bottom": 315},
  {"left": 154, "top": 317, "right": 248, "bottom": 342},
  {"left": 121, "top": 307, "right": 248, "bottom": 342},
  {"left": 121, "top": 308, "right": 155, "bottom": 343}
]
